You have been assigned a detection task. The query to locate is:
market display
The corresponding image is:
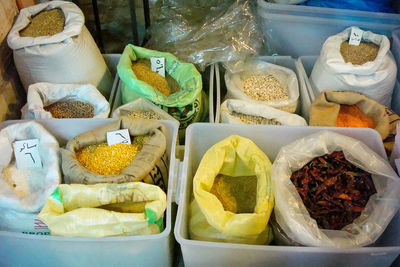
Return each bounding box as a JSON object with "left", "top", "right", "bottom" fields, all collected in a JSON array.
[
  {"left": 189, "top": 135, "right": 274, "bottom": 245},
  {"left": 290, "top": 151, "right": 376, "bottom": 230},
  {"left": 19, "top": 8, "right": 65, "bottom": 37}
]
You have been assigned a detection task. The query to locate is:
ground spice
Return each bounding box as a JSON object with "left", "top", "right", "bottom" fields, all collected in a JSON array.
[
  {"left": 340, "top": 41, "right": 379, "bottom": 65},
  {"left": 210, "top": 174, "right": 257, "bottom": 214},
  {"left": 20, "top": 9, "right": 65, "bottom": 37},
  {"left": 242, "top": 74, "right": 288, "bottom": 102},
  {"left": 232, "top": 111, "right": 282, "bottom": 125},
  {"left": 131, "top": 62, "right": 171, "bottom": 96},
  {"left": 126, "top": 111, "right": 162, "bottom": 120},
  {"left": 45, "top": 101, "right": 94, "bottom": 118},
  {"left": 290, "top": 151, "right": 377, "bottom": 230},
  {"left": 336, "top": 104, "right": 376, "bottom": 128}
]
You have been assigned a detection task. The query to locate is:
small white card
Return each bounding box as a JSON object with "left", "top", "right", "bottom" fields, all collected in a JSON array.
[
  {"left": 349, "top": 27, "right": 364, "bottom": 46},
  {"left": 151, "top": 57, "right": 166, "bottom": 77},
  {"left": 107, "top": 129, "right": 131, "bottom": 146},
  {"left": 13, "top": 139, "right": 42, "bottom": 169}
]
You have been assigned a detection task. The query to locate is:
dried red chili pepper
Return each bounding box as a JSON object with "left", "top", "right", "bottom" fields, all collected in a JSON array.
[{"left": 290, "top": 151, "right": 377, "bottom": 230}]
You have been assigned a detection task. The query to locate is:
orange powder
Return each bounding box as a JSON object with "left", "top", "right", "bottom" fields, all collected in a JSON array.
[{"left": 336, "top": 105, "right": 376, "bottom": 128}]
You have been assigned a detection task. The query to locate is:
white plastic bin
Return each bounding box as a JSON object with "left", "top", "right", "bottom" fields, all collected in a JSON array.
[
  {"left": 174, "top": 123, "right": 400, "bottom": 267},
  {"left": 103, "top": 54, "right": 121, "bottom": 114},
  {"left": 0, "top": 119, "right": 178, "bottom": 267},
  {"left": 258, "top": 0, "right": 400, "bottom": 57},
  {"left": 218, "top": 56, "right": 309, "bottom": 121}
]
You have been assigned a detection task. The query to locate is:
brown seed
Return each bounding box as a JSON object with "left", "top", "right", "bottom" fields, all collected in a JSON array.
[
  {"left": 44, "top": 101, "right": 94, "bottom": 118},
  {"left": 20, "top": 9, "right": 65, "bottom": 38},
  {"left": 126, "top": 111, "right": 162, "bottom": 120},
  {"left": 340, "top": 41, "right": 379, "bottom": 65},
  {"left": 232, "top": 111, "right": 282, "bottom": 125}
]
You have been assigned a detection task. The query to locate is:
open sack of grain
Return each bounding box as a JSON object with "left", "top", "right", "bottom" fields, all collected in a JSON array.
[
  {"left": 220, "top": 99, "right": 307, "bottom": 126},
  {"left": 225, "top": 59, "right": 299, "bottom": 113},
  {"left": 21, "top": 82, "right": 110, "bottom": 119},
  {"left": 310, "top": 26, "right": 397, "bottom": 106},
  {"left": 0, "top": 121, "right": 60, "bottom": 233},
  {"left": 61, "top": 117, "right": 168, "bottom": 191},
  {"left": 7, "top": 1, "right": 113, "bottom": 98}
]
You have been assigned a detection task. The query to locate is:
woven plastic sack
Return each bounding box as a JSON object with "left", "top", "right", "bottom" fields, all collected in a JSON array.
[
  {"left": 310, "top": 27, "right": 397, "bottom": 106},
  {"left": 189, "top": 135, "right": 274, "bottom": 245},
  {"left": 220, "top": 99, "right": 307, "bottom": 126},
  {"left": 38, "top": 182, "right": 167, "bottom": 237},
  {"left": 225, "top": 60, "right": 299, "bottom": 113},
  {"left": 7, "top": 1, "right": 113, "bottom": 97},
  {"left": 272, "top": 131, "right": 400, "bottom": 248},
  {"left": 21, "top": 83, "right": 110, "bottom": 119},
  {"left": 61, "top": 118, "right": 168, "bottom": 191}
]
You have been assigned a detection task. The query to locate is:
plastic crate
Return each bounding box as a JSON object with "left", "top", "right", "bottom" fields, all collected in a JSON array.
[
  {"left": 174, "top": 123, "right": 400, "bottom": 267},
  {"left": 0, "top": 119, "right": 178, "bottom": 267},
  {"left": 258, "top": 0, "right": 400, "bottom": 57}
]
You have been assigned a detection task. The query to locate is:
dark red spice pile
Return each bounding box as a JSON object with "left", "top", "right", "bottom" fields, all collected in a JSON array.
[{"left": 290, "top": 151, "right": 377, "bottom": 230}]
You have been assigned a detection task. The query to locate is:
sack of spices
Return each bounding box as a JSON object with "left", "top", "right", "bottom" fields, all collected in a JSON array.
[
  {"left": 7, "top": 1, "right": 113, "bottom": 97},
  {"left": 225, "top": 59, "right": 299, "bottom": 113},
  {"left": 112, "top": 97, "right": 178, "bottom": 125},
  {"left": 272, "top": 131, "right": 400, "bottom": 247},
  {"left": 189, "top": 135, "right": 274, "bottom": 245},
  {"left": 220, "top": 99, "right": 307, "bottom": 126},
  {"left": 310, "top": 90, "right": 400, "bottom": 155},
  {"left": 21, "top": 82, "right": 110, "bottom": 119},
  {"left": 38, "top": 182, "right": 167, "bottom": 237},
  {"left": 117, "top": 45, "right": 208, "bottom": 141},
  {"left": 0, "top": 121, "right": 60, "bottom": 233},
  {"left": 310, "top": 27, "right": 397, "bottom": 106},
  {"left": 61, "top": 118, "right": 169, "bottom": 191}
]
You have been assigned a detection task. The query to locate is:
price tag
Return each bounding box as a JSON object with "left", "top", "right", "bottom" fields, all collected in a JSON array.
[
  {"left": 13, "top": 139, "right": 42, "bottom": 169},
  {"left": 349, "top": 27, "right": 364, "bottom": 46},
  {"left": 107, "top": 129, "right": 131, "bottom": 146},
  {"left": 151, "top": 57, "right": 165, "bottom": 77}
]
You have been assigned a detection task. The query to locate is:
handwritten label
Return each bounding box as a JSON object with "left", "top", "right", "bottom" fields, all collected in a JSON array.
[
  {"left": 151, "top": 57, "right": 165, "bottom": 77},
  {"left": 107, "top": 129, "right": 131, "bottom": 146},
  {"left": 349, "top": 28, "right": 364, "bottom": 46},
  {"left": 13, "top": 139, "right": 42, "bottom": 169}
]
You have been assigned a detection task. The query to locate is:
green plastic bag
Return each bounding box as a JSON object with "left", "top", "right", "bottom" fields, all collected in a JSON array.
[{"left": 117, "top": 45, "right": 208, "bottom": 140}]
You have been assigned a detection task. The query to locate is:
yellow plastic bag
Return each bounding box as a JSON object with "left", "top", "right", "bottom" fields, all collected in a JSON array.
[
  {"left": 189, "top": 135, "right": 274, "bottom": 244},
  {"left": 38, "top": 182, "right": 167, "bottom": 237}
]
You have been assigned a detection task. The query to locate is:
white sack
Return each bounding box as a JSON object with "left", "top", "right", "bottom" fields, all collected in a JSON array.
[
  {"left": 272, "top": 130, "right": 400, "bottom": 248},
  {"left": 0, "top": 121, "right": 60, "bottom": 214},
  {"left": 220, "top": 99, "right": 307, "bottom": 126},
  {"left": 225, "top": 60, "right": 299, "bottom": 113},
  {"left": 0, "top": 208, "right": 49, "bottom": 234},
  {"left": 112, "top": 97, "right": 179, "bottom": 125},
  {"left": 21, "top": 82, "right": 110, "bottom": 119},
  {"left": 310, "top": 27, "right": 397, "bottom": 107},
  {"left": 7, "top": 1, "right": 113, "bottom": 97}
]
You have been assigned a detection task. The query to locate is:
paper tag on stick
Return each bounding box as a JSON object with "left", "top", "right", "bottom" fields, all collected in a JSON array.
[
  {"left": 151, "top": 57, "right": 166, "bottom": 77},
  {"left": 349, "top": 27, "right": 364, "bottom": 46},
  {"left": 13, "top": 139, "right": 42, "bottom": 169},
  {"left": 107, "top": 129, "right": 131, "bottom": 146}
]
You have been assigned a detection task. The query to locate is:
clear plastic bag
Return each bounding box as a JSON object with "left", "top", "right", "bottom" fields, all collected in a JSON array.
[
  {"left": 272, "top": 130, "right": 400, "bottom": 248},
  {"left": 146, "top": 0, "right": 263, "bottom": 71}
]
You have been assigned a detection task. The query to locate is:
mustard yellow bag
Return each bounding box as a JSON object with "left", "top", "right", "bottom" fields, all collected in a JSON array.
[
  {"left": 38, "top": 182, "right": 167, "bottom": 237},
  {"left": 189, "top": 135, "right": 274, "bottom": 245}
]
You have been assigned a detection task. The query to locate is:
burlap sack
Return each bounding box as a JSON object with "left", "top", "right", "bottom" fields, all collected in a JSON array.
[
  {"left": 61, "top": 118, "right": 168, "bottom": 191},
  {"left": 310, "top": 90, "right": 400, "bottom": 154}
]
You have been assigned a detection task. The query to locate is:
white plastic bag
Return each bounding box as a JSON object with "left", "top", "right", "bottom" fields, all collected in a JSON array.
[
  {"left": 220, "top": 99, "right": 307, "bottom": 126},
  {"left": 21, "top": 83, "right": 110, "bottom": 119},
  {"left": 7, "top": 1, "right": 113, "bottom": 97},
  {"left": 310, "top": 27, "right": 397, "bottom": 107},
  {"left": 225, "top": 60, "right": 299, "bottom": 113},
  {"left": 112, "top": 97, "right": 179, "bottom": 125},
  {"left": 272, "top": 130, "right": 400, "bottom": 248}
]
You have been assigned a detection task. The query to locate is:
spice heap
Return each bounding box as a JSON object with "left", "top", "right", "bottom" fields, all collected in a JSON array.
[
  {"left": 126, "top": 111, "right": 162, "bottom": 120},
  {"left": 232, "top": 111, "right": 282, "bottom": 125},
  {"left": 290, "top": 151, "right": 377, "bottom": 230},
  {"left": 336, "top": 104, "right": 376, "bottom": 128},
  {"left": 210, "top": 174, "right": 257, "bottom": 214},
  {"left": 45, "top": 101, "right": 94, "bottom": 118},
  {"left": 131, "top": 62, "right": 171, "bottom": 96},
  {"left": 20, "top": 9, "right": 65, "bottom": 37},
  {"left": 242, "top": 74, "right": 288, "bottom": 102},
  {"left": 340, "top": 41, "right": 380, "bottom": 65}
]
